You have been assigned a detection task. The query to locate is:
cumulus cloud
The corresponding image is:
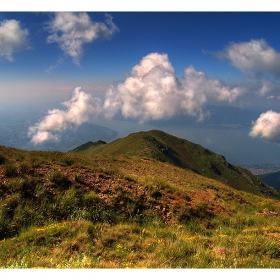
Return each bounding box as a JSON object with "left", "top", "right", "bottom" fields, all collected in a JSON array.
[
  {"left": 180, "top": 65, "right": 244, "bottom": 120},
  {"left": 104, "top": 52, "right": 245, "bottom": 122},
  {"left": 29, "top": 52, "right": 246, "bottom": 144},
  {"left": 0, "top": 19, "right": 30, "bottom": 61},
  {"left": 217, "top": 39, "right": 280, "bottom": 76},
  {"left": 47, "top": 12, "right": 119, "bottom": 65},
  {"left": 249, "top": 110, "right": 280, "bottom": 141},
  {"left": 28, "top": 87, "right": 102, "bottom": 144},
  {"left": 103, "top": 53, "right": 179, "bottom": 121}
]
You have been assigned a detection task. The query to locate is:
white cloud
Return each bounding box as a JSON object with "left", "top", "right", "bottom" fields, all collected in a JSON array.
[
  {"left": 180, "top": 65, "right": 244, "bottom": 120},
  {"left": 28, "top": 87, "right": 102, "bottom": 144},
  {"left": 45, "top": 57, "right": 64, "bottom": 73},
  {"left": 258, "top": 79, "right": 273, "bottom": 95},
  {"left": 249, "top": 110, "right": 280, "bottom": 141},
  {"left": 47, "top": 12, "right": 119, "bottom": 65},
  {"left": 103, "top": 53, "right": 179, "bottom": 121},
  {"left": 0, "top": 19, "right": 30, "bottom": 61},
  {"left": 104, "top": 52, "right": 245, "bottom": 122},
  {"left": 28, "top": 52, "right": 246, "bottom": 144},
  {"left": 217, "top": 39, "right": 280, "bottom": 75}
]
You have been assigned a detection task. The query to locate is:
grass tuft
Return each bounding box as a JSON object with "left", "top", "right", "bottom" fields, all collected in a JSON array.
[{"left": 3, "top": 162, "right": 17, "bottom": 177}]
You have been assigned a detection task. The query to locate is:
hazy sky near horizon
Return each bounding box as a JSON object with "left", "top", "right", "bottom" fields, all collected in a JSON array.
[{"left": 2, "top": 10, "right": 280, "bottom": 164}]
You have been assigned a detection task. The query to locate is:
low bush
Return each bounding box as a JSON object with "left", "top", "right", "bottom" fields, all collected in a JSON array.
[
  {"left": 49, "top": 170, "right": 70, "bottom": 189},
  {"left": 62, "top": 156, "right": 75, "bottom": 166},
  {"left": 74, "top": 173, "right": 83, "bottom": 184},
  {"left": 0, "top": 154, "right": 5, "bottom": 164},
  {"left": 19, "top": 163, "right": 33, "bottom": 175},
  {"left": 3, "top": 162, "right": 17, "bottom": 177},
  {"left": 83, "top": 191, "right": 100, "bottom": 206}
]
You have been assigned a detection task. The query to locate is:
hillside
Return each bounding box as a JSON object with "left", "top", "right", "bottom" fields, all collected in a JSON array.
[
  {"left": 70, "top": 140, "right": 107, "bottom": 153},
  {"left": 258, "top": 171, "right": 280, "bottom": 190},
  {"left": 1, "top": 132, "right": 280, "bottom": 268},
  {"left": 70, "top": 130, "right": 280, "bottom": 199}
]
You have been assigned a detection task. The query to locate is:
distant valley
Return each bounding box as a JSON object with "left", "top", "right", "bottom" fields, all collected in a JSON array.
[{"left": 241, "top": 164, "right": 280, "bottom": 175}]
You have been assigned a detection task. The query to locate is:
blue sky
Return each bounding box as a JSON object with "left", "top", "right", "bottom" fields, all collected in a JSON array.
[
  {"left": 2, "top": 8, "right": 280, "bottom": 164},
  {"left": 3, "top": 12, "right": 280, "bottom": 80}
]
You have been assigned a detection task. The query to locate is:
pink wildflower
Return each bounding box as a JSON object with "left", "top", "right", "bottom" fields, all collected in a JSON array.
[{"left": 217, "top": 248, "right": 227, "bottom": 254}]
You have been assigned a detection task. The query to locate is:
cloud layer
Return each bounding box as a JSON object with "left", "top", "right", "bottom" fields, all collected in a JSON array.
[
  {"left": 249, "top": 110, "right": 280, "bottom": 142},
  {"left": 0, "top": 19, "right": 30, "bottom": 61},
  {"left": 47, "top": 12, "right": 119, "bottom": 65},
  {"left": 218, "top": 39, "right": 280, "bottom": 76},
  {"left": 28, "top": 87, "right": 101, "bottom": 144},
  {"left": 29, "top": 52, "right": 246, "bottom": 144}
]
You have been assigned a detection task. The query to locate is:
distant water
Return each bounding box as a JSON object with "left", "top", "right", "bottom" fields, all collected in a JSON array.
[
  {"left": 1, "top": 105, "right": 280, "bottom": 164},
  {"left": 0, "top": 112, "right": 118, "bottom": 151}
]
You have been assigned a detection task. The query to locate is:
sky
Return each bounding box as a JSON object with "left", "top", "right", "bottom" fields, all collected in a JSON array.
[{"left": 2, "top": 4, "right": 280, "bottom": 164}]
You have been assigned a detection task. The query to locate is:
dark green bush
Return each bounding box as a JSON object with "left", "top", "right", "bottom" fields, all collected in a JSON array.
[
  {"left": 74, "top": 173, "right": 83, "bottom": 184},
  {"left": 3, "top": 162, "right": 17, "bottom": 177},
  {"left": 1, "top": 193, "right": 20, "bottom": 219},
  {"left": 19, "top": 162, "right": 33, "bottom": 175},
  {"left": 0, "top": 154, "right": 5, "bottom": 165},
  {"left": 49, "top": 170, "right": 70, "bottom": 189},
  {"left": 83, "top": 191, "right": 100, "bottom": 206},
  {"left": 20, "top": 178, "right": 39, "bottom": 199},
  {"left": 62, "top": 156, "right": 75, "bottom": 166},
  {"left": 8, "top": 177, "right": 39, "bottom": 199}
]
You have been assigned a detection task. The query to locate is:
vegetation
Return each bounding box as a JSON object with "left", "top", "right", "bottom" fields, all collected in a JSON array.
[
  {"left": 71, "top": 130, "right": 280, "bottom": 199},
  {"left": 1, "top": 130, "right": 280, "bottom": 268}
]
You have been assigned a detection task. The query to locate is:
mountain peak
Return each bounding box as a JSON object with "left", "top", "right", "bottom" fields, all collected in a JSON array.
[{"left": 70, "top": 129, "right": 280, "bottom": 198}]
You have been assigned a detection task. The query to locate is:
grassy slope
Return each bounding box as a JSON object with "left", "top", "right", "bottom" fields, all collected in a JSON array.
[
  {"left": 70, "top": 140, "right": 106, "bottom": 153},
  {"left": 71, "top": 130, "right": 280, "bottom": 199},
  {"left": 1, "top": 143, "right": 280, "bottom": 268}
]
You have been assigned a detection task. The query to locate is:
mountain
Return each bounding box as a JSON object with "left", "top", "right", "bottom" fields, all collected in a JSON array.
[
  {"left": 70, "top": 140, "right": 107, "bottom": 153},
  {"left": 1, "top": 130, "right": 280, "bottom": 268},
  {"left": 258, "top": 171, "right": 280, "bottom": 190},
  {"left": 70, "top": 129, "right": 280, "bottom": 198}
]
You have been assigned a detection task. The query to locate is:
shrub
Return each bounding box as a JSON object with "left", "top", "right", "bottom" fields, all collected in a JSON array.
[
  {"left": 74, "top": 173, "right": 83, "bottom": 184},
  {"left": 62, "top": 156, "right": 75, "bottom": 166},
  {"left": 19, "top": 163, "right": 33, "bottom": 175},
  {"left": 3, "top": 162, "right": 17, "bottom": 177},
  {"left": 83, "top": 191, "right": 100, "bottom": 206},
  {"left": 8, "top": 178, "right": 39, "bottom": 199},
  {"left": 8, "top": 178, "right": 25, "bottom": 193},
  {"left": 20, "top": 178, "right": 39, "bottom": 199},
  {"left": 156, "top": 179, "right": 172, "bottom": 191},
  {"left": 0, "top": 154, "right": 5, "bottom": 164},
  {"left": 1, "top": 193, "right": 20, "bottom": 219},
  {"left": 49, "top": 170, "right": 70, "bottom": 189}
]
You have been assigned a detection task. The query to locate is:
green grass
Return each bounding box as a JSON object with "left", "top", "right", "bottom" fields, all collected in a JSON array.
[
  {"left": 70, "top": 130, "right": 280, "bottom": 199},
  {"left": 1, "top": 218, "right": 280, "bottom": 268},
  {"left": 1, "top": 142, "right": 280, "bottom": 268},
  {"left": 3, "top": 162, "right": 17, "bottom": 177}
]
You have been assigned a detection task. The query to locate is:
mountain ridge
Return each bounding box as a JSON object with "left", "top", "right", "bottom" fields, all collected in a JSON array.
[{"left": 70, "top": 129, "right": 280, "bottom": 199}]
